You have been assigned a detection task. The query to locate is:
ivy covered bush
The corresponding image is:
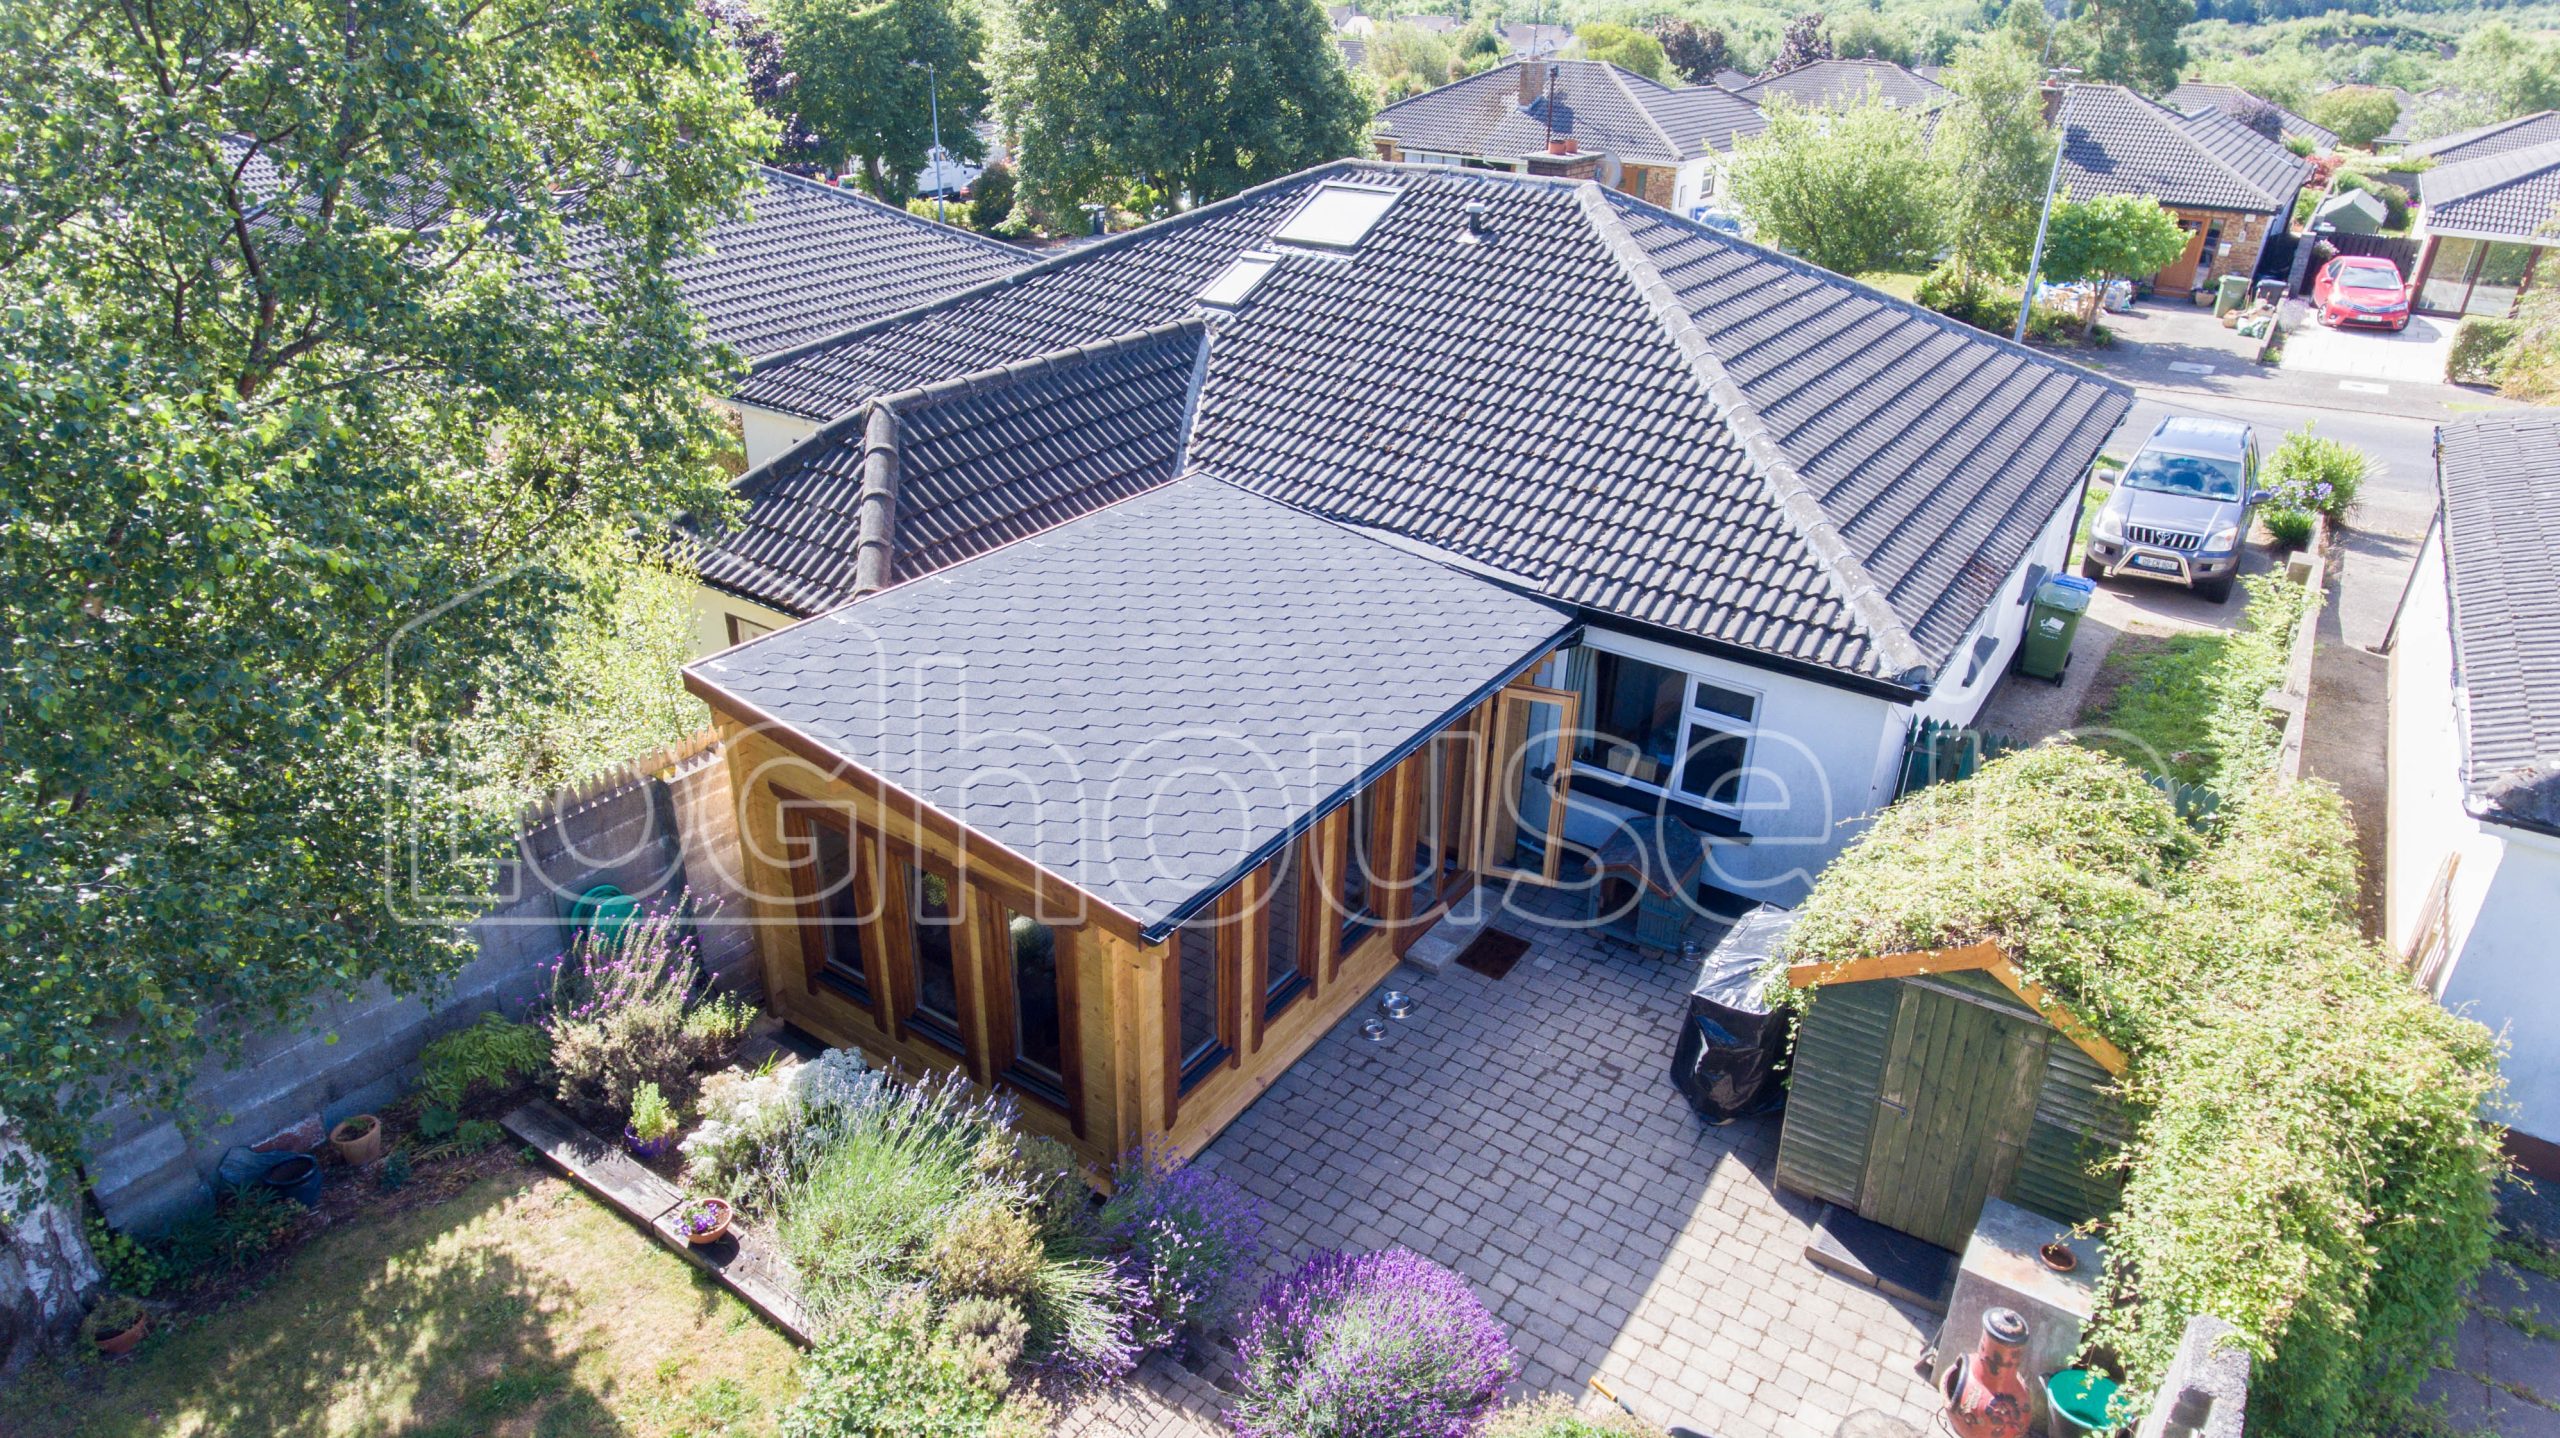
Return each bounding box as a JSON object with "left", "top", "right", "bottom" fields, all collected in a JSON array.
[
  {"left": 1779, "top": 746, "right": 2504, "bottom": 1437},
  {"left": 1228, "top": 1247, "right": 1516, "bottom": 1438}
]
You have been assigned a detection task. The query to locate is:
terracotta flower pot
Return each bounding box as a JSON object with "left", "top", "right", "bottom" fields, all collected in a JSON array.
[
  {"left": 677, "top": 1197, "right": 733, "bottom": 1247},
  {"left": 330, "top": 1114, "right": 384, "bottom": 1167},
  {"left": 92, "top": 1311, "right": 149, "bottom": 1357}
]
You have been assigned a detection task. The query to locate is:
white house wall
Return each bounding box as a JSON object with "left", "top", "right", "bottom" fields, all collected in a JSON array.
[
  {"left": 736, "top": 402, "right": 823, "bottom": 471},
  {"left": 688, "top": 585, "right": 799, "bottom": 661},
  {"left": 2387, "top": 524, "right": 2560, "bottom": 1143},
  {"left": 1911, "top": 486, "right": 2082, "bottom": 730}
]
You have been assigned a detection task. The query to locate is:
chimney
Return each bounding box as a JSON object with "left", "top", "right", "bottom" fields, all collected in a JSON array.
[
  {"left": 1522, "top": 147, "right": 1601, "bottom": 180},
  {"left": 1548, "top": 133, "right": 1578, "bottom": 155},
  {"left": 1519, "top": 59, "right": 1548, "bottom": 108},
  {"left": 2039, "top": 81, "right": 2066, "bottom": 127}
]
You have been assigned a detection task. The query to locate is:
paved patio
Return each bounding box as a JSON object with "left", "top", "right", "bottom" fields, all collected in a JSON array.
[{"left": 1061, "top": 885, "right": 1945, "bottom": 1438}]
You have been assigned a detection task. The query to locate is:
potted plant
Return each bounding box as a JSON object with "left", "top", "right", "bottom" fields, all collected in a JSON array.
[
  {"left": 83, "top": 1294, "right": 149, "bottom": 1356},
  {"left": 624, "top": 1081, "right": 679, "bottom": 1161},
  {"left": 329, "top": 1113, "right": 385, "bottom": 1167},
  {"left": 674, "top": 1196, "right": 733, "bottom": 1247}
]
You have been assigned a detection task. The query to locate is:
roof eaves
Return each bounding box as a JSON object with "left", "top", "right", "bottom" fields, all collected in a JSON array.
[{"left": 1570, "top": 184, "right": 1933, "bottom": 685}]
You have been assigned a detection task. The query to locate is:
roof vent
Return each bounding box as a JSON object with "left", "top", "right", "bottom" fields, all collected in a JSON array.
[
  {"left": 1198, "top": 250, "right": 1280, "bottom": 310},
  {"left": 1272, "top": 182, "right": 1401, "bottom": 251},
  {"left": 1462, "top": 200, "right": 1490, "bottom": 238}
]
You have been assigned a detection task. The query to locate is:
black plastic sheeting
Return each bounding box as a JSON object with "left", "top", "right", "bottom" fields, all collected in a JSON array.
[{"left": 1669, "top": 904, "right": 1796, "bottom": 1124}]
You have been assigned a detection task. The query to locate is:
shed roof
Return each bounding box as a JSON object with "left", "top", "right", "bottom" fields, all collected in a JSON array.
[
  {"left": 684, "top": 473, "right": 1578, "bottom": 936},
  {"left": 2418, "top": 139, "right": 2560, "bottom": 243},
  {"left": 2436, "top": 411, "right": 2560, "bottom": 835},
  {"left": 1376, "top": 59, "right": 1767, "bottom": 164},
  {"left": 2057, "top": 84, "right": 2313, "bottom": 215},
  {"left": 734, "top": 162, "right": 2129, "bottom": 690}
]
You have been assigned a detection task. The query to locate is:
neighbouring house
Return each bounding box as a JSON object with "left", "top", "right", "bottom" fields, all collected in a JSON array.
[
  {"left": 1736, "top": 58, "right": 1951, "bottom": 113},
  {"left": 2055, "top": 84, "right": 2315, "bottom": 299},
  {"left": 686, "top": 161, "right": 2128, "bottom": 1169},
  {"left": 2164, "top": 79, "right": 2339, "bottom": 151},
  {"left": 2398, "top": 109, "right": 2560, "bottom": 168},
  {"left": 2386, "top": 411, "right": 2560, "bottom": 1173},
  {"left": 1502, "top": 21, "right": 1571, "bottom": 58},
  {"left": 1372, "top": 59, "right": 1767, "bottom": 216},
  {"left": 2410, "top": 139, "right": 2558, "bottom": 317}
]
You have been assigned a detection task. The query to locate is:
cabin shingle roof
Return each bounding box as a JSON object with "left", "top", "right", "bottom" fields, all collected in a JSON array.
[{"left": 733, "top": 162, "right": 2129, "bottom": 687}]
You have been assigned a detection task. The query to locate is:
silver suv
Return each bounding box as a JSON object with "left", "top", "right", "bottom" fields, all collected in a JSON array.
[{"left": 2083, "top": 416, "right": 2265, "bottom": 605}]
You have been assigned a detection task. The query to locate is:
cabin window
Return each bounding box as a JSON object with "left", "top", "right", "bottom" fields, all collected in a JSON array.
[
  {"left": 1174, "top": 913, "right": 1231, "bottom": 1092},
  {"left": 901, "top": 860, "right": 966, "bottom": 1054},
  {"left": 1337, "top": 787, "right": 1380, "bottom": 946},
  {"left": 1417, "top": 727, "right": 1474, "bottom": 894},
  {"left": 1262, "top": 839, "right": 1311, "bottom": 1019},
  {"left": 785, "top": 802, "right": 874, "bottom": 1008},
  {"left": 1006, "top": 913, "right": 1065, "bottom": 1086}
]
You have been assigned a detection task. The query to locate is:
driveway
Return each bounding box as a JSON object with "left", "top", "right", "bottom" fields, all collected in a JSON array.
[
  {"left": 2280, "top": 310, "right": 2459, "bottom": 388},
  {"left": 1061, "top": 884, "right": 1946, "bottom": 1438}
]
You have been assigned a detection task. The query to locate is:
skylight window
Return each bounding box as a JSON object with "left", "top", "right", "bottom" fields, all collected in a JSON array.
[
  {"left": 1198, "top": 250, "right": 1280, "bottom": 309},
  {"left": 1272, "top": 183, "right": 1401, "bottom": 250}
]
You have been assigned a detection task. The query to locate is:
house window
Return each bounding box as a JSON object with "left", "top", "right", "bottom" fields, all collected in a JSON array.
[
  {"left": 788, "top": 804, "right": 874, "bottom": 1007},
  {"left": 1573, "top": 647, "right": 1760, "bottom": 814},
  {"left": 1414, "top": 728, "right": 1473, "bottom": 893},
  {"left": 727, "top": 613, "right": 773, "bottom": 647},
  {"left": 1261, "top": 839, "right": 1311, "bottom": 1019},
  {"left": 1173, "top": 913, "right": 1232, "bottom": 1094},
  {"left": 901, "top": 860, "right": 966, "bottom": 1055}
]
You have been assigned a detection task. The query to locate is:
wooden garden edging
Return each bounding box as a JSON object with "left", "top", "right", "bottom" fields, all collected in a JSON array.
[{"left": 502, "top": 1098, "right": 816, "bottom": 1345}]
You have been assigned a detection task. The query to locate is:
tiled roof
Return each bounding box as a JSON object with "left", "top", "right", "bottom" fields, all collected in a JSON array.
[
  {"left": 2164, "top": 82, "right": 2338, "bottom": 149},
  {"left": 1738, "top": 59, "right": 1951, "bottom": 112},
  {"left": 685, "top": 473, "right": 1578, "bottom": 935},
  {"left": 1376, "top": 59, "right": 1766, "bottom": 165},
  {"left": 696, "top": 322, "right": 1203, "bottom": 616},
  {"left": 734, "top": 162, "right": 2129, "bottom": 687},
  {"left": 562, "top": 168, "right": 1029, "bottom": 359},
  {"left": 2057, "top": 84, "right": 2313, "bottom": 214},
  {"left": 2436, "top": 412, "right": 2560, "bottom": 834},
  {"left": 2403, "top": 110, "right": 2560, "bottom": 165},
  {"left": 2420, "top": 140, "right": 2560, "bottom": 242}
]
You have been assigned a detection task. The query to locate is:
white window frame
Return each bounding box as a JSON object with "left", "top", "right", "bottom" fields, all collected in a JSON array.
[{"left": 1575, "top": 634, "right": 1762, "bottom": 817}]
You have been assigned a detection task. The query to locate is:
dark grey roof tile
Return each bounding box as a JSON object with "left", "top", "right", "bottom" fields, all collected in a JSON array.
[{"left": 2437, "top": 412, "right": 2560, "bottom": 831}]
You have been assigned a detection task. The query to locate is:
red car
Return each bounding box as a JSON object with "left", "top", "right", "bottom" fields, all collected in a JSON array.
[{"left": 2312, "top": 256, "right": 2413, "bottom": 331}]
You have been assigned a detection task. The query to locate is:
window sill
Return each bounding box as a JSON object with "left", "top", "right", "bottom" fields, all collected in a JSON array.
[
  {"left": 1567, "top": 771, "right": 1749, "bottom": 842},
  {"left": 814, "top": 968, "right": 875, "bottom": 1011},
  {"left": 1262, "top": 972, "right": 1310, "bottom": 1022},
  {"left": 1177, "top": 1044, "right": 1233, "bottom": 1096},
  {"left": 907, "top": 1012, "right": 967, "bottom": 1058}
]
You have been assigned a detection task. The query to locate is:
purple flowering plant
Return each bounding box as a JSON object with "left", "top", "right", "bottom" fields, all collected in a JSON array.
[
  {"left": 676, "top": 1196, "right": 729, "bottom": 1238},
  {"left": 1228, "top": 1248, "right": 1517, "bottom": 1438},
  {"left": 1099, "top": 1142, "right": 1265, "bottom": 1351}
]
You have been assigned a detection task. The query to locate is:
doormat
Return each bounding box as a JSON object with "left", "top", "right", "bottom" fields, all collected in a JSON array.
[{"left": 1455, "top": 929, "right": 1531, "bottom": 980}]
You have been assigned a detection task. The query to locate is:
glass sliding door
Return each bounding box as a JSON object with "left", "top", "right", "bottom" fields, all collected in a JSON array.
[
  {"left": 2419, "top": 238, "right": 2480, "bottom": 315},
  {"left": 2468, "top": 242, "right": 2536, "bottom": 317},
  {"left": 1483, "top": 685, "right": 1580, "bottom": 884}
]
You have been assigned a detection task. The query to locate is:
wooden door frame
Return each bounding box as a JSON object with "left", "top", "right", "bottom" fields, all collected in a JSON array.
[{"left": 1480, "top": 684, "right": 1583, "bottom": 885}]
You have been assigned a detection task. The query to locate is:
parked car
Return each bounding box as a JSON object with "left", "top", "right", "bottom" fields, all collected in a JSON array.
[
  {"left": 2082, "top": 417, "right": 2265, "bottom": 605},
  {"left": 2311, "top": 255, "right": 2413, "bottom": 331}
]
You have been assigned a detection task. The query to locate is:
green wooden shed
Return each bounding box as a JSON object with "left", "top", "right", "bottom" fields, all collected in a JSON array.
[{"left": 1774, "top": 943, "right": 2131, "bottom": 1251}]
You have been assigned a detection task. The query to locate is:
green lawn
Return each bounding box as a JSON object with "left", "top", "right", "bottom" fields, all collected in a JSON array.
[
  {"left": 1859, "top": 270, "right": 1927, "bottom": 303},
  {"left": 3, "top": 1169, "right": 801, "bottom": 1438},
  {"left": 2074, "top": 629, "right": 2233, "bottom": 788}
]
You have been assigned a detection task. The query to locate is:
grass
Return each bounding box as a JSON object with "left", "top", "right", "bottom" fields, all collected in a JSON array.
[
  {"left": 2074, "top": 629, "right": 2235, "bottom": 787},
  {"left": 2073, "top": 476, "right": 2116, "bottom": 561},
  {"left": 2, "top": 1169, "right": 800, "bottom": 1438},
  {"left": 1858, "top": 270, "right": 1927, "bottom": 303}
]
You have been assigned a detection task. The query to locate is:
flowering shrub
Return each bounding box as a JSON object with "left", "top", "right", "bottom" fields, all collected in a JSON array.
[
  {"left": 780, "top": 1288, "right": 1052, "bottom": 1438},
  {"left": 543, "top": 897, "right": 740, "bottom": 1119},
  {"left": 2263, "top": 427, "right": 2366, "bottom": 525},
  {"left": 1228, "top": 1248, "right": 1517, "bottom": 1438},
  {"left": 1101, "top": 1142, "right": 1264, "bottom": 1348},
  {"left": 681, "top": 1047, "right": 887, "bottom": 1212}
]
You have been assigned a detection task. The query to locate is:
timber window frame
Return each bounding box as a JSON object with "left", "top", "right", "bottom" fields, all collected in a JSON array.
[
  {"left": 1167, "top": 882, "right": 1249, "bottom": 1115},
  {"left": 979, "top": 889, "right": 1086, "bottom": 1134},
  {"left": 778, "top": 789, "right": 882, "bottom": 1020},
  {"left": 885, "top": 846, "right": 972, "bottom": 1063}
]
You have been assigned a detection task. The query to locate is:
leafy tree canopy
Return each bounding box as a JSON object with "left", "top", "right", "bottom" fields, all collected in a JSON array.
[
  {"left": 1767, "top": 11, "right": 1835, "bottom": 77},
  {"left": 1935, "top": 35, "right": 2059, "bottom": 277},
  {"left": 703, "top": 0, "right": 823, "bottom": 164},
  {"left": 1575, "top": 22, "right": 1669, "bottom": 83},
  {"left": 1650, "top": 19, "right": 1734, "bottom": 86},
  {"left": 773, "top": 0, "right": 988, "bottom": 204},
  {"left": 2306, "top": 85, "right": 2398, "bottom": 149},
  {"left": 1362, "top": 21, "right": 1461, "bottom": 104},
  {"left": 1730, "top": 95, "right": 1941, "bottom": 278},
  {"left": 2064, "top": 0, "right": 2190, "bottom": 95},
  {"left": 991, "top": 0, "right": 1369, "bottom": 222},
  {"left": 2043, "top": 191, "right": 2189, "bottom": 328},
  {"left": 0, "top": 0, "right": 764, "bottom": 1177},
  {"left": 2414, "top": 22, "right": 2560, "bottom": 141}
]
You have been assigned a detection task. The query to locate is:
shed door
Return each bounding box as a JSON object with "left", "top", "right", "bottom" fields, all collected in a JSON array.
[{"left": 1860, "top": 983, "right": 2050, "bottom": 1251}]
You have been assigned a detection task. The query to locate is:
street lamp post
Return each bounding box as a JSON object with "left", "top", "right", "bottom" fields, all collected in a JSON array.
[
  {"left": 922, "top": 61, "right": 945, "bottom": 224},
  {"left": 2012, "top": 68, "right": 2080, "bottom": 345}
]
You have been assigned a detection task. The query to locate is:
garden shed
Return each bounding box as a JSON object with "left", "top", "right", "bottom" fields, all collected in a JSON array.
[{"left": 1773, "top": 942, "right": 2130, "bottom": 1251}]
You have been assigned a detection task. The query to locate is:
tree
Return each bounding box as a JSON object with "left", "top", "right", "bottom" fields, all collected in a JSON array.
[
  {"left": 1730, "top": 97, "right": 1941, "bottom": 278},
  {"left": 2429, "top": 23, "right": 2560, "bottom": 132},
  {"left": 1828, "top": 12, "right": 1912, "bottom": 65},
  {"left": 1576, "top": 22, "right": 1669, "bottom": 83},
  {"left": 2042, "top": 192, "right": 2189, "bottom": 330},
  {"left": 774, "top": 0, "right": 988, "bottom": 204},
  {"left": 1453, "top": 21, "right": 1506, "bottom": 77},
  {"left": 0, "top": 0, "right": 764, "bottom": 1178},
  {"left": 1935, "top": 37, "right": 2060, "bottom": 277},
  {"left": 968, "top": 160, "right": 1020, "bottom": 233},
  {"left": 703, "top": 0, "right": 824, "bottom": 165},
  {"left": 2227, "top": 93, "right": 2283, "bottom": 142},
  {"left": 2306, "top": 86, "right": 2399, "bottom": 150},
  {"left": 1651, "top": 19, "right": 1733, "bottom": 86},
  {"left": 2064, "top": 0, "right": 2189, "bottom": 96},
  {"left": 1765, "top": 12, "right": 1834, "bottom": 78},
  {"left": 1364, "top": 20, "right": 1460, "bottom": 101},
  {"left": 991, "top": 0, "right": 1369, "bottom": 220}
]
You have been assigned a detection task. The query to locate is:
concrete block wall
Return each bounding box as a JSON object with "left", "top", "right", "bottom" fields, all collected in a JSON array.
[{"left": 84, "top": 734, "right": 760, "bottom": 1234}]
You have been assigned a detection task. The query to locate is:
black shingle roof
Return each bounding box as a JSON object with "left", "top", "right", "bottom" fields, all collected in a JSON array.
[
  {"left": 1376, "top": 59, "right": 1766, "bottom": 164},
  {"left": 686, "top": 473, "right": 1578, "bottom": 935},
  {"left": 697, "top": 322, "right": 1203, "bottom": 616},
  {"left": 2058, "top": 84, "right": 2313, "bottom": 215},
  {"left": 2436, "top": 412, "right": 2560, "bottom": 834},
  {"left": 564, "top": 168, "right": 1029, "bottom": 359},
  {"left": 2163, "top": 82, "right": 2338, "bottom": 149},
  {"left": 1739, "top": 60, "right": 1951, "bottom": 112},
  {"left": 2404, "top": 111, "right": 2560, "bottom": 165},
  {"left": 2419, "top": 140, "right": 2560, "bottom": 243},
  {"left": 734, "top": 162, "right": 2130, "bottom": 687}
]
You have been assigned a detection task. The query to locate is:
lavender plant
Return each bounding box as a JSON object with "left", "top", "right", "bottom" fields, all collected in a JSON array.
[
  {"left": 542, "top": 895, "right": 734, "bottom": 1119},
  {"left": 1100, "top": 1142, "right": 1264, "bottom": 1349},
  {"left": 1228, "top": 1248, "right": 1517, "bottom": 1438}
]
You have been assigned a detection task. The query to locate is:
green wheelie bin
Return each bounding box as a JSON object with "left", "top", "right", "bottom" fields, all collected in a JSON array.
[{"left": 2017, "top": 575, "right": 2095, "bottom": 684}]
